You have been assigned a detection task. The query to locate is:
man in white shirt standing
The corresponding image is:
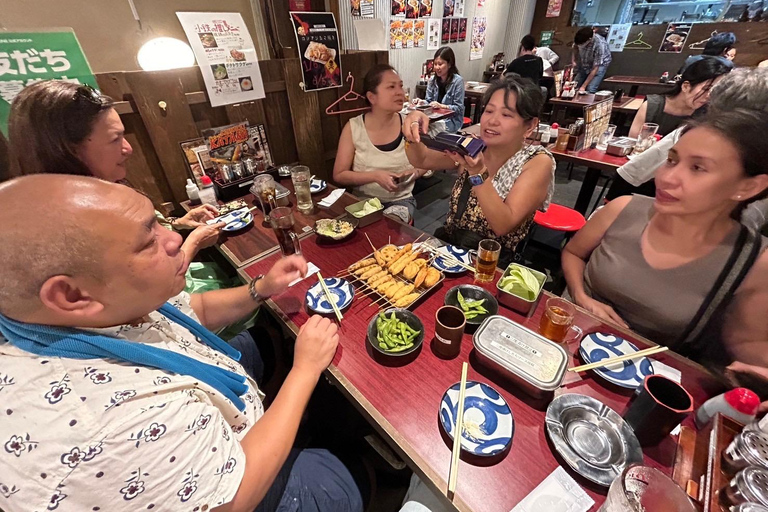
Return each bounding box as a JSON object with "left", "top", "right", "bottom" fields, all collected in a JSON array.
[
  {"left": 535, "top": 44, "right": 560, "bottom": 78},
  {"left": 0, "top": 175, "right": 363, "bottom": 512}
]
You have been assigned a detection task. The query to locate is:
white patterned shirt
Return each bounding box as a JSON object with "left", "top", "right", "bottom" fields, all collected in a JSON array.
[{"left": 0, "top": 292, "right": 263, "bottom": 512}]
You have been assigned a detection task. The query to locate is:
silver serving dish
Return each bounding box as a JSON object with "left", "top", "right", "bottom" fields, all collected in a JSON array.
[
  {"left": 545, "top": 393, "right": 643, "bottom": 487},
  {"left": 473, "top": 315, "right": 567, "bottom": 398},
  {"left": 606, "top": 136, "right": 635, "bottom": 157}
]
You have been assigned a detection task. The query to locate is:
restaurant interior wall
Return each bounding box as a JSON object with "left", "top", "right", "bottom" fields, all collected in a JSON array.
[
  {"left": 530, "top": 0, "right": 767, "bottom": 78},
  {"left": 0, "top": 0, "right": 269, "bottom": 72},
  {"left": 336, "top": 0, "right": 537, "bottom": 91}
]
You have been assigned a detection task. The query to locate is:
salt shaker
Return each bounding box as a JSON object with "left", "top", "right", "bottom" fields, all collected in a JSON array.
[
  {"left": 746, "top": 415, "right": 768, "bottom": 436},
  {"left": 720, "top": 466, "right": 768, "bottom": 509},
  {"left": 695, "top": 388, "right": 760, "bottom": 429},
  {"left": 723, "top": 430, "right": 768, "bottom": 476},
  {"left": 730, "top": 503, "right": 768, "bottom": 512}
]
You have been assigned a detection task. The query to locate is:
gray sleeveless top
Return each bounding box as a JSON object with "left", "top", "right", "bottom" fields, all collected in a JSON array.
[{"left": 584, "top": 195, "right": 745, "bottom": 347}]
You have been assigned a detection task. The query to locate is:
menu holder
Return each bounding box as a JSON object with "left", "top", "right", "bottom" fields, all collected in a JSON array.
[{"left": 672, "top": 413, "right": 743, "bottom": 510}]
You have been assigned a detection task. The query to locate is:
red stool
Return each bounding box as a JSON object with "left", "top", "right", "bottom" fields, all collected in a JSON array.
[
  {"left": 533, "top": 204, "right": 586, "bottom": 233},
  {"left": 462, "top": 116, "right": 472, "bottom": 128}
]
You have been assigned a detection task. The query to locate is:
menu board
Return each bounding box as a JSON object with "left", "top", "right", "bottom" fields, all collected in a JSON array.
[
  {"left": 351, "top": 0, "right": 374, "bottom": 17},
  {"left": 289, "top": 12, "right": 343, "bottom": 91},
  {"left": 470, "top": 17, "right": 487, "bottom": 60},
  {"left": 540, "top": 30, "right": 554, "bottom": 47},
  {"left": 607, "top": 24, "right": 632, "bottom": 52},
  {"left": 177, "top": 12, "right": 265, "bottom": 107},
  {"left": 659, "top": 23, "right": 692, "bottom": 53},
  {"left": 0, "top": 30, "right": 97, "bottom": 137},
  {"left": 454, "top": 0, "right": 465, "bottom": 17}
]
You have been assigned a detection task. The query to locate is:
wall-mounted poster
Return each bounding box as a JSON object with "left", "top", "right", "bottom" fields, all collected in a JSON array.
[
  {"left": 546, "top": 0, "right": 562, "bottom": 17},
  {"left": 470, "top": 16, "right": 486, "bottom": 60},
  {"left": 607, "top": 23, "right": 631, "bottom": 52},
  {"left": 427, "top": 18, "right": 441, "bottom": 49},
  {"left": 403, "top": 20, "right": 415, "bottom": 48},
  {"left": 458, "top": 18, "right": 467, "bottom": 42},
  {"left": 414, "top": 20, "right": 426, "bottom": 47},
  {"left": 441, "top": 18, "right": 451, "bottom": 44},
  {"left": 0, "top": 29, "right": 98, "bottom": 137},
  {"left": 443, "top": 0, "right": 454, "bottom": 17},
  {"left": 289, "top": 12, "right": 343, "bottom": 91},
  {"left": 290, "top": 0, "right": 309, "bottom": 9},
  {"left": 454, "top": 0, "right": 465, "bottom": 17},
  {"left": 659, "top": 22, "right": 692, "bottom": 53},
  {"left": 406, "top": 0, "right": 419, "bottom": 18},
  {"left": 449, "top": 18, "right": 459, "bottom": 43},
  {"left": 540, "top": 30, "right": 554, "bottom": 47},
  {"left": 178, "top": 12, "right": 265, "bottom": 107},
  {"left": 477, "top": 0, "right": 485, "bottom": 6},
  {"left": 390, "top": 20, "right": 403, "bottom": 49},
  {"left": 392, "top": 0, "right": 406, "bottom": 17},
  {"left": 351, "top": 0, "right": 374, "bottom": 17},
  {"left": 419, "top": 0, "right": 433, "bottom": 17}
]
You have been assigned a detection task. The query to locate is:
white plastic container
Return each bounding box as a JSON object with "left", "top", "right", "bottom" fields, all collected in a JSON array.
[
  {"left": 185, "top": 178, "right": 200, "bottom": 205},
  {"left": 198, "top": 175, "right": 218, "bottom": 206}
]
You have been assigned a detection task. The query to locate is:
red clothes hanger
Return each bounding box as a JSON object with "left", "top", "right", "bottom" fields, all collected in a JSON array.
[{"left": 325, "top": 73, "right": 370, "bottom": 115}]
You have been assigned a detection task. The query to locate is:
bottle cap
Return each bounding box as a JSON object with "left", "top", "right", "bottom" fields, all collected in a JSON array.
[
  {"left": 201, "top": 175, "right": 213, "bottom": 186},
  {"left": 724, "top": 387, "right": 761, "bottom": 415},
  {"left": 551, "top": 123, "right": 559, "bottom": 129}
]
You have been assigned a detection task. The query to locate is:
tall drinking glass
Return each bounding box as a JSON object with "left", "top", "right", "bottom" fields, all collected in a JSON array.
[
  {"left": 599, "top": 465, "right": 696, "bottom": 512},
  {"left": 251, "top": 174, "right": 277, "bottom": 222},
  {"left": 290, "top": 165, "right": 313, "bottom": 214},
  {"left": 269, "top": 207, "right": 302, "bottom": 256},
  {"left": 596, "top": 124, "right": 617, "bottom": 151},
  {"left": 634, "top": 123, "right": 659, "bottom": 154},
  {"left": 475, "top": 239, "right": 501, "bottom": 283}
]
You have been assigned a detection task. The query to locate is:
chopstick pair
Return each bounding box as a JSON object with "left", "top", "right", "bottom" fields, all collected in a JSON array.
[
  {"left": 568, "top": 345, "right": 669, "bottom": 373},
  {"left": 448, "top": 362, "right": 469, "bottom": 501},
  {"left": 316, "top": 272, "right": 343, "bottom": 323},
  {"left": 422, "top": 246, "right": 474, "bottom": 272}
]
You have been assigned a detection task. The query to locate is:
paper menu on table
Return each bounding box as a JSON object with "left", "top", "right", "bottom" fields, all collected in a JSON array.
[
  {"left": 511, "top": 467, "right": 594, "bottom": 512},
  {"left": 651, "top": 360, "right": 682, "bottom": 383}
]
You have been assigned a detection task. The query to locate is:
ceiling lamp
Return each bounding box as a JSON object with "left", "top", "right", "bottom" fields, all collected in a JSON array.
[{"left": 137, "top": 37, "right": 195, "bottom": 71}]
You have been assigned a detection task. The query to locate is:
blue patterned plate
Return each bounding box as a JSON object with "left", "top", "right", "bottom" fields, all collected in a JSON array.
[
  {"left": 221, "top": 209, "right": 253, "bottom": 232},
  {"left": 305, "top": 278, "right": 354, "bottom": 314},
  {"left": 310, "top": 179, "right": 327, "bottom": 194},
  {"left": 579, "top": 333, "right": 654, "bottom": 389},
  {"left": 439, "top": 381, "right": 514, "bottom": 457},
  {"left": 432, "top": 245, "right": 472, "bottom": 274}
]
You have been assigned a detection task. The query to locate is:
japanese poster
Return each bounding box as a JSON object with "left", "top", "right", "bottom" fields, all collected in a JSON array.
[
  {"left": 449, "top": 19, "right": 459, "bottom": 43},
  {"left": 390, "top": 20, "right": 404, "bottom": 49},
  {"left": 470, "top": 16, "right": 486, "bottom": 60},
  {"left": 290, "top": 0, "right": 310, "bottom": 9},
  {"left": 441, "top": 18, "right": 451, "bottom": 45},
  {"left": 427, "top": 19, "right": 441, "bottom": 50},
  {"left": 351, "top": 0, "right": 374, "bottom": 17},
  {"left": 458, "top": 18, "right": 468, "bottom": 42},
  {"left": 414, "top": 20, "right": 426, "bottom": 48},
  {"left": 289, "top": 12, "right": 343, "bottom": 91},
  {"left": 406, "top": 0, "right": 419, "bottom": 18},
  {"left": 607, "top": 23, "right": 632, "bottom": 52},
  {"left": 443, "top": 0, "right": 454, "bottom": 17},
  {"left": 540, "top": 30, "right": 554, "bottom": 47},
  {"left": 419, "top": 0, "right": 433, "bottom": 17},
  {"left": 0, "top": 30, "right": 97, "bottom": 137},
  {"left": 403, "top": 20, "right": 415, "bottom": 48},
  {"left": 177, "top": 12, "right": 265, "bottom": 107},
  {"left": 392, "top": 0, "right": 406, "bottom": 17},
  {"left": 659, "top": 23, "right": 692, "bottom": 53},
  {"left": 546, "top": 0, "right": 562, "bottom": 17},
  {"left": 454, "top": 0, "right": 465, "bottom": 17}
]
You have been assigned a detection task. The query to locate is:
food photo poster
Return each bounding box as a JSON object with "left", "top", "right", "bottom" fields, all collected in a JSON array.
[{"left": 289, "top": 12, "right": 343, "bottom": 91}]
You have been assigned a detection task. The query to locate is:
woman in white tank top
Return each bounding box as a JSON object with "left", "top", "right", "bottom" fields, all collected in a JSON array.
[{"left": 333, "top": 65, "right": 426, "bottom": 220}]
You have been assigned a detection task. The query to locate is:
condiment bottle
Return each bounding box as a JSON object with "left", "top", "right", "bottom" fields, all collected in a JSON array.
[
  {"left": 185, "top": 178, "right": 200, "bottom": 206},
  {"left": 660, "top": 71, "right": 669, "bottom": 83},
  {"left": 198, "top": 175, "right": 218, "bottom": 206},
  {"left": 695, "top": 388, "right": 760, "bottom": 429}
]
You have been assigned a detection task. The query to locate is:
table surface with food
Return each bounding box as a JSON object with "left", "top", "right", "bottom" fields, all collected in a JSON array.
[{"left": 238, "top": 215, "right": 724, "bottom": 512}]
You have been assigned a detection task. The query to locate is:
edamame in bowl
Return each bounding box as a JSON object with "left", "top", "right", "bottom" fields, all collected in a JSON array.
[{"left": 367, "top": 308, "right": 424, "bottom": 357}]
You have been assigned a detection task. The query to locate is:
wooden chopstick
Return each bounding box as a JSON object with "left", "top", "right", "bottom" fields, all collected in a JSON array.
[
  {"left": 568, "top": 345, "right": 669, "bottom": 373},
  {"left": 364, "top": 233, "right": 378, "bottom": 253},
  {"left": 422, "top": 246, "right": 475, "bottom": 272},
  {"left": 316, "top": 272, "right": 343, "bottom": 323},
  {"left": 448, "top": 362, "right": 469, "bottom": 500}
]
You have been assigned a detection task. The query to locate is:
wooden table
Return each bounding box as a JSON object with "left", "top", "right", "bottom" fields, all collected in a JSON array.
[
  {"left": 238, "top": 217, "right": 722, "bottom": 512},
  {"left": 181, "top": 178, "right": 359, "bottom": 268},
  {"left": 602, "top": 76, "right": 676, "bottom": 97},
  {"left": 415, "top": 82, "right": 490, "bottom": 124}
]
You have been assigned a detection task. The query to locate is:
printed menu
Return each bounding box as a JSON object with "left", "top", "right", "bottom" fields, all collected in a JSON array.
[{"left": 289, "top": 12, "right": 343, "bottom": 91}]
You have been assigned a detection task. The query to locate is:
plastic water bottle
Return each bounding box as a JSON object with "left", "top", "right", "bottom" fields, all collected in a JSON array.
[
  {"left": 198, "top": 175, "right": 218, "bottom": 206},
  {"left": 185, "top": 178, "right": 200, "bottom": 206}
]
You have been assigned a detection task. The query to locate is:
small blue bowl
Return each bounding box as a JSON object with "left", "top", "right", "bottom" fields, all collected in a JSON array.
[{"left": 305, "top": 278, "right": 354, "bottom": 314}]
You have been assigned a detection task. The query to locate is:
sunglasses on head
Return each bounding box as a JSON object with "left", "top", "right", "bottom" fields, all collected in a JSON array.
[{"left": 73, "top": 84, "right": 108, "bottom": 107}]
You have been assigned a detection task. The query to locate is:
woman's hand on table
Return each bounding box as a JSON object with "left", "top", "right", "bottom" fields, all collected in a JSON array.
[
  {"left": 373, "top": 170, "right": 400, "bottom": 193},
  {"left": 294, "top": 315, "right": 339, "bottom": 379},
  {"left": 429, "top": 101, "right": 446, "bottom": 110},
  {"left": 575, "top": 294, "right": 629, "bottom": 328},
  {"left": 257, "top": 254, "right": 308, "bottom": 299},
  {"left": 403, "top": 110, "right": 430, "bottom": 143},
  {"left": 175, "top": 204, "right": 219, "bottom": 229}
]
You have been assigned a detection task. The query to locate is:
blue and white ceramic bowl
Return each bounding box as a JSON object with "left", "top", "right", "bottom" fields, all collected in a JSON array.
[
  {"left": 221, "top": 209, "right": 253, "bottom": 232},
  {"left": 439, "top": 381, "right": 514, "bottom": 457},
  {"left": 432, "top": 245, "right": 472, "bottom": 274},
  {"left": 310, "top": 179, "right": 327, "bottom": 194},
  {"left": 305, "top": 278, "right": 354, "bottom": 314},
  {"left": 579, "top": 332, "right": 654, "bottom": 389}
]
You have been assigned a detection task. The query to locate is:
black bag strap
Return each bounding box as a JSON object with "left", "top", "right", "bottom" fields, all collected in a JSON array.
[
  {"left": 677, "top": 226, "right": 762, "bottom": 347},
  {"left": 453, "top": 173, "right": 473, "bottom": 223}
]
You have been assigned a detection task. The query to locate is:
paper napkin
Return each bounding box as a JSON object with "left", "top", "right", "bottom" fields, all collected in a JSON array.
[
  {"left": 511, "top": 467, "right": 594, "bottom": 512},
  {"left": 318, "top": 188, "right": 345, "bottom": 208}
]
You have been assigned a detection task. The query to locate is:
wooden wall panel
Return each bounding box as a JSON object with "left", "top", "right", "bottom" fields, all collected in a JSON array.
[{"left": 282, "top": 58, "right": 326, "bottom": 178}]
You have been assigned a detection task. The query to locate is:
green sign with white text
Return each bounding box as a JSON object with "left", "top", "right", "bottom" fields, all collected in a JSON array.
[{"left": 0, "top": 29, "right": 97, "bottom": 137}]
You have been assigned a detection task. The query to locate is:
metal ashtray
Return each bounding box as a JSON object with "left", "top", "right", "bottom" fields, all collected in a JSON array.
[
  {"left": 606, "top": 137, "right": 636, "bottom": 157},
  {"left": 545, "top": 393, "right": 643, "bottom": 487}
]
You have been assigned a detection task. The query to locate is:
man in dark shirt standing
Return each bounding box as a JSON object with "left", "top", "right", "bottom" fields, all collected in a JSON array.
[
  {"left": 505, "top": 35, "right": 544, "bottom": 85},
  {"left": 573, "top": 27, "right": 612, "bottom": 93}
]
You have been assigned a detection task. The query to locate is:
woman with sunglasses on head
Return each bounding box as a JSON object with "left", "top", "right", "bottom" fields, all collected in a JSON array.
[
  {"left": 6, "top": 81, "right": 224, "bottom": 274},
  {"left": 403, "top": 75, "right": 555, "bottom": 266}
]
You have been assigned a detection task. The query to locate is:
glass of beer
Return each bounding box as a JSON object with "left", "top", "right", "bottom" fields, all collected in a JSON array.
[
  {"left": 252, "top": 174, "right": 277, "bottom": 221},
  {"left": 269, "top": 207, "right": 302, "bottom": 256},
  {"left": 539, "top": 297, "right": 583, "bottom": 343},
  {"left": 474, "top": 239, "right": 501, "bottom": 283},
  {"left": 290, "top": 165, "right": 314, "bottom": 214}
]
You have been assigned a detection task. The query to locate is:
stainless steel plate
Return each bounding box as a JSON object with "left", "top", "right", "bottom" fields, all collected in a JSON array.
[{"left": 545, "top": 393, "right": 643, "bottom": 487}]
